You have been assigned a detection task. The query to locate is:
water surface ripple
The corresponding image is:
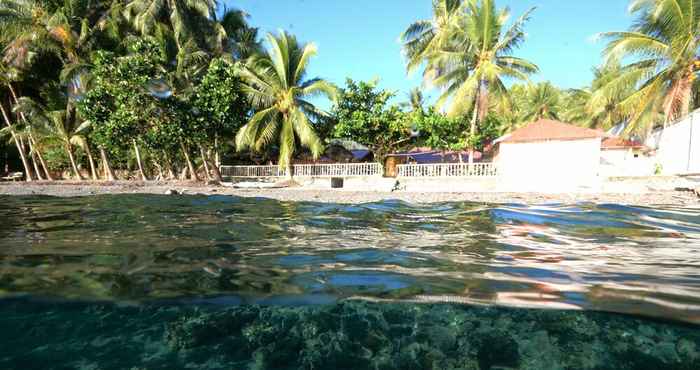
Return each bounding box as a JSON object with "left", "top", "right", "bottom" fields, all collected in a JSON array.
[{"left": 1, "top": 194, "right": 699, "bottom": 323}]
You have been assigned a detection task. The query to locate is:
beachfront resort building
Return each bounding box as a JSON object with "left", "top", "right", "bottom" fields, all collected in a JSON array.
[
  {"left": 600, "top": 137, "right": 653, "bottom": 177},
  {"left": 491, "top": 119, "right": 605, "bottom": 191},
  {"left": 644, "top": 109, "right": 700, "bottom": 175},
  {"left": 221, "top": 117, "right": 696, "bottom": 193}
]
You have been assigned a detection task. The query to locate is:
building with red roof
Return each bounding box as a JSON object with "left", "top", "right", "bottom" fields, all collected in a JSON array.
[
  {"left": 600, "top": 137, "right": 654, "bottom": 177},
  {"left": 492, "top": 119, "right": 606, "bottom": 191}
]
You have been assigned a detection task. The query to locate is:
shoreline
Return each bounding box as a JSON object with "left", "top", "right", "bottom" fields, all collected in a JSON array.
[{"left": 0, "top": 181, "right": 697, "bottom": 206}]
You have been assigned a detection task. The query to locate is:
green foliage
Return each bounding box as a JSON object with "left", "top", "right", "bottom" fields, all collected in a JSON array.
[
  {"left": 78, "top": 38, "right": 174, "bottom": 157},
  {"left": 41, "top": 144, "right": 78, "bottom": 171},
  {"left": 236, "top": 31, "right": 337, "bottom": 170},
  {"left": 598, "top": 0, "right": 700, "bottom": 135},
  {"left": 416, "top": 109, "right": 502, "bottom": 152},
  {"left": 468, "top": 114, "right": 503, "bottom": 150},
  {"left": 330, "top": 79, "right": 413, "bottom": 160},
  {"left": 414, "top": 108, "right": 467, "bottom": 151},
  {"left": 191, "top": 58, "right": 248, "bottom": 142}
]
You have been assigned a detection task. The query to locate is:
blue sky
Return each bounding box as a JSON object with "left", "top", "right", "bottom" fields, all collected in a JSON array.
[{"left": 228, "top": 0, "right": 633, "bottom": 104}]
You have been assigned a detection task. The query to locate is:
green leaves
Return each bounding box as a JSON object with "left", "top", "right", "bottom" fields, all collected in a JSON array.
[
  {"left": 77, "top": 39, "right": 165, "bottom": 152},
  {"left": 192, "top": 57, "right": 248, "bottom": 142},
  {"left": 330, "top": 79, "right": 413, "bottom": 160},
  {"left": 401, "top": 0, "right": 538, "bottom": 152},
  {"left": 599, "top": 0, "right": 700, "bottom": 134},
  {"left": 236, "top": 31, "right": 335, "bottom": 169}
]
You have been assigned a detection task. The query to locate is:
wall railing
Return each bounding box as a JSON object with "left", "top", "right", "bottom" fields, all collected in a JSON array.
[
  {"left": 397, "top": 163, "right": 497, "bottom": 178},
  {"left": 220, "top": 163, "right": 383, "bottom": 178}
]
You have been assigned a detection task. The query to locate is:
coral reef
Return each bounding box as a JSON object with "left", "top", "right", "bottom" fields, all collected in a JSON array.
[{"left": 1, "top": 298, "right": 699, "bottom": 370}]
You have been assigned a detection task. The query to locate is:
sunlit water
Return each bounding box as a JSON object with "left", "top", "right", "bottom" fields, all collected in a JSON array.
[{"left": 1, "top": 194, "right": 700, "bottom": 369}]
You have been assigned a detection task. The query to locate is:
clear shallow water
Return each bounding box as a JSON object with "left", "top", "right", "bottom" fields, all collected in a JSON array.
[
  {"left": 1, "top": 194, "right": 700, "bottom": 369},
  {"left": 1, "top": 194, "right": 699, "bottom": 322}
]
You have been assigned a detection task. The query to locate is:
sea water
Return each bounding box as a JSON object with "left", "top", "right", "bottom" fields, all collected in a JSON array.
[{"left": 0, "top": 194, "right": 699, "bottom": 369}]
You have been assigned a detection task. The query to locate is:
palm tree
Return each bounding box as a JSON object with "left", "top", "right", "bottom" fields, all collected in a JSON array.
[
  {"left": 0, "top": 59, "right": 34, "bottom": 180},
  {"left": 401, "top": 0, "right": 464, "bottom": 75},
  {"left": 16, "top": 97, "right": 95, "bottom": 180},
  {"left": 599, "top": 0, "right": 700, "bottom": 136},
  {"left": 46, "top": 110, "right": 88, "bottom": 181},
  {"left": 124, "top": 0, "right": 221, "bottom": 49},
  {"left": 1, "top": 0, "right": 113, "bottom": 180},
  {"left": 520, "top": 82, "right": 562, "bottom": 122},
  {"left": 218, "top": 8, "right": 263, "bottom": 60},
  {"left": 405, "top": 0, "right": 538, "bottom": 161},
  {"left": 565, "top": 64, "right": 636, "bottom": 131},
  {"left": 235, "top": 31, "right": 337, "bottom": 178},
  {"left": 402, "top": 87, "right": 426, "bottom": 113},
  {"left": 0, "top": 0, "right": 64, "bottom": 69}
]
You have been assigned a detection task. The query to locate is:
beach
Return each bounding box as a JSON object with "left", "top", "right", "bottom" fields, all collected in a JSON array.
[{"left": 0, "top": 181, "right": 697, "bottom": 206}]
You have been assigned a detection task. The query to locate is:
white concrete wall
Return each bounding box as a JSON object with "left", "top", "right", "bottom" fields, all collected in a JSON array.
[
  {"left": 294, "top": 176, "right": 397, "bottom": 191},
  {"left": 646, "top": 110, "right": 700, "bottom": 175},
  {"left": 600, "top": 149, "right": 655, "bottom": 177},
  {"left": 496, "top": 139, "right": 602, "bottom": 192}
]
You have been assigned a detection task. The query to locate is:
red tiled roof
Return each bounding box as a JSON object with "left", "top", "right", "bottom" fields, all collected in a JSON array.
[
  {"left": 498, "top": 119, "right": 605, "bottom": 144},
  {"left": 601, "top": 137, "right": 644, "bottom": 150}
]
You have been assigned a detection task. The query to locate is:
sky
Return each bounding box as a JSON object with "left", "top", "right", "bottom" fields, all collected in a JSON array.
[{"left": 227, "top": 0, "right": 634, "bottom": 105}]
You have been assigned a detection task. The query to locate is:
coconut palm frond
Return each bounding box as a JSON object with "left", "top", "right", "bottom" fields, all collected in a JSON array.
[{"left": 235, "top": 31, "right": 334, "bottom": 171}]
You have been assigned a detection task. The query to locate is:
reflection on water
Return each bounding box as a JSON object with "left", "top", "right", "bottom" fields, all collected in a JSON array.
[{"left": 1, "top": 195, "right": 700, "bottom": 324}]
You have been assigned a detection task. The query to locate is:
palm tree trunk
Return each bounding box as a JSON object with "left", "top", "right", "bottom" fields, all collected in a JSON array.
[
  {"left": 9, "top": 86, "right": 51, "bottom": 180},
  {"left": 83, "top": 143, "right": 98, "bottom": 181},
  {"left": 132, "top": 139, "right": 148, "bottom": 181},
  {"left": 199, "top": 145, "right": 222, "bottom": 182},
  {"left": 214, "top": 135, "right": 221, "bottom": 167},
  {"left": 285, "top": 162, "right": 294, "bottom": 180},
  {"left": 30, "top": 135, "right": 53, "bottom": 181},
  {"left": 100, "top": 148, "right": 116, "bottom": 181},
  {"left": 199, "top": 146, "right": 212, "bottom": 182},
  {"left": 66, "top": 145, "right": 84, "bottom": 180},
  {"left": 153, "top": 160, "right": 164, "bottom": 180},
  {"left": 163, "top": 151, "right": 175, "bottom": 180},
  {"left": 468, "top": 102, "right": 479, "bottom": 164},
  {"left": 208, "top": 148, "right": 223, "bottom": 182},
  {"left": 180, "top": 141, "right": 200, "bottom": 181},
  {"left": 0, "top": 102, "right": 33, "bottom": 181},
  {"left": 27, "top": 139, "right": 44, "bottom": 180}
]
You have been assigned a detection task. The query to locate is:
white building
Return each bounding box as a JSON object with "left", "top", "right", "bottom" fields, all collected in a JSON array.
[
  {"left": 645, "top": 110, "right": 700, "bottom": 175},
  {"left": 493, "top": 119, "right": 605, "bottom": 192},
  {"left": 600, "top": 137, "right": 654, "bottom": 177}
]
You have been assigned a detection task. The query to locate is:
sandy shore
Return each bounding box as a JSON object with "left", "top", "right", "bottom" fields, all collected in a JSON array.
[{"left": 0, "top": 181, "right": 698, "bottom": 206}]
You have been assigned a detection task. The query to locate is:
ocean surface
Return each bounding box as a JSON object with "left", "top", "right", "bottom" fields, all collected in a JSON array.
[{"left": 1, "top": 194, "right": 699, "bottom": 369}]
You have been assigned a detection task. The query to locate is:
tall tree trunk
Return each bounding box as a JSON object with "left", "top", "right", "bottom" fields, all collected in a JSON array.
[
  {"left": 199, "top": 145, "right": 212, "bottom": 182},
  {"left": 285, "top": 161, "right": 294, "bottom": 180},
  {"left": 167, "top": 167, "right": 175, "bottom": 180},
  {"left": 153, "top": 160, "right": 164, "bottom": 181},
  {"left": 100, "top": 148, "right": 116, "bottom": 181},
  {"left": 11, "top": 87, "right": 53, "bottom": 180},
  {"left": 83, "top": 142, "right": 98, "bottom": 180},
  {"left": 27, "top": 139, "right": 44, "bottom": 180},
  {"left": 132, "top": 139, "right": 148, "bottom": 181},
  {"left": 0, "top": 102, "right": 33, "bottom": 181},
  {"left": 199, "top": 145, "right": 222, "bottom": 182},
  {"left": 163, "top": 151, "right": 175, "bottom": 180},
  {"left": 66, "top": 145, "right": 84, "bottom": 180},
  {"left": 208, "top": 148, "right": 223, "bottom": 182},
  {"left": 31, "top": 135, "right": 53, "bottom": 181},
  {"left": 468, "top": 97, "right": 479, "bottom": 165},
  {"left": 180, "top": 141, "right": 200, "bottom": 181},
  {"left": 214, "top": 135, "right": 221, "bottom": 167}
]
